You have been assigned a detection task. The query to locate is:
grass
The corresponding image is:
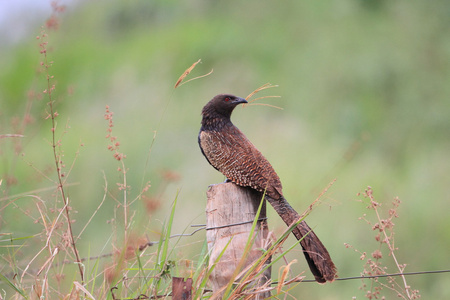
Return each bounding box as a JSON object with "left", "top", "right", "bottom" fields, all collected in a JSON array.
[
  {"left": 346, "top": 187, "right": 421, "bottom": 299},
  {"left": 0, "top": 21, "right": 307, "bottom": 298},
  {"left": 1, "top": 0, "right": 449, "bottom": 299}
]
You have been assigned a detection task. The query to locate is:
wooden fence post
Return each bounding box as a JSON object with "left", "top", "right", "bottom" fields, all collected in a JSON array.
[
  {"left": 172, "top": 277, "right": 192, "bottom": 300},
  {"left": 206, "top": 182, "right": 271, "bottom": 299}
]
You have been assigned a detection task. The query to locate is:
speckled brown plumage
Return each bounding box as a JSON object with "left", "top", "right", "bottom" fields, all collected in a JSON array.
[{"left": 199, "top": 94, "right": 337, "bottom": 283}]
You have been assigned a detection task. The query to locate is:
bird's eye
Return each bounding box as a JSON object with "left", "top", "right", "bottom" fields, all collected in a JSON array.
[{"left": 224, "top": 97, "right": 230, "bottom": 102}]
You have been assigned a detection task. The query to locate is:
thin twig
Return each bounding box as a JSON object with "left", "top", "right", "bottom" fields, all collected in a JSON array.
[
  {"left": 76, "top": 171, "right": 108, "bottom": 241},
  {"left": 0, "top": 134, "right": 25, "bottom": 138},
  {"left": 0, "top": 182, "right": 79, "bottom": 202},
  {"left": 39, "top": 28, "right": 84, "bottom": 282},
  {"left": 297, "top": 179, "right": 336, "bottom": 221},
  {"left": 374, "top": 200, "right": 411, "bottom": 298}
]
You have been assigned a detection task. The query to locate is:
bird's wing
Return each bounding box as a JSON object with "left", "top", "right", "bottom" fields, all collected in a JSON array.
[{"left": 199, "top": 127, "right": 282, "bottom": 198}]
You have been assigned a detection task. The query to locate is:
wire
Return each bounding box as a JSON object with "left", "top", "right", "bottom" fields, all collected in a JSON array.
[{"left": 297, "top": 269, "right": 450, "bottom": 283}]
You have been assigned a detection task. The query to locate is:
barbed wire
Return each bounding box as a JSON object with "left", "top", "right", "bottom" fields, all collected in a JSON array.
[
  {"left": 296, "top": 269, "right": 450, "bottom": 283},
  {"left": 5, "top": 222, "right": 450, "bottom": 285}
]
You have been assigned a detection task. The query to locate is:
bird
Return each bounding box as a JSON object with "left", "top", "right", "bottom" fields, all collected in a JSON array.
[{"left": 198, "top": 94, "right": 337, "bottom": 283}]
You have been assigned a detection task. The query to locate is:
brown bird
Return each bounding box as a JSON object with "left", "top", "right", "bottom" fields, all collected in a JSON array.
[{"left": 198, "top": 94, "right": 337, "bottom": 283}]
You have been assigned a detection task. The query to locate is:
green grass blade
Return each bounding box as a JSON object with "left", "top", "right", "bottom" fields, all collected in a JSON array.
[
  {"left": 194, "top": 236, "right": 233, "bottom": 299},
  {"left": 0, "top": 273, "right": 27, "bottom": 299}
]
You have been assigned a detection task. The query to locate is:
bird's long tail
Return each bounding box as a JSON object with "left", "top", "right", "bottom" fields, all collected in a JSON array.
[{"left": 266, "top": 195, "right": 337, "bottom": 283}]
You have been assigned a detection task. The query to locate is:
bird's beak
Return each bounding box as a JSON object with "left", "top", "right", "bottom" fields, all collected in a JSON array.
[{"left": 234, "top": 97, "right": 248, "bottom": 104}]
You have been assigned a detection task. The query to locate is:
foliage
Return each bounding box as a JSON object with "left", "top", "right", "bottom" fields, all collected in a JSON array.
[{"left": 1, "top": 0, "right": 449, "bottom": 298}]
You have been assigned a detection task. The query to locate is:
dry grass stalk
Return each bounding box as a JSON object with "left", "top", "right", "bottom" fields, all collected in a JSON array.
[
  {"left": 345, "top": 187, "right": 421, "bottom": 299},
  {"left": 298, "top": 179, "right": 336, "bottom": 222},
  {"left": 0, "top": 134, "right": 25, "bottom": 138},
  {"left": 244, "top": 83, "right": 283, "bottom": 110},
  {"left": 174, "top": 59, "right": 213, "bottom": 89},
  {"left": 215, "top": 180, "right": 336, "bottom": 299},
  {"left": 277, "top": 260, "right": 297, "bottom": 294}
]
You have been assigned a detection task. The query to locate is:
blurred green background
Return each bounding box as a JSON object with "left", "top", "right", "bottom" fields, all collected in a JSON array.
[{"left": 1, "top": 0, "right": 449, "bottom": 298}]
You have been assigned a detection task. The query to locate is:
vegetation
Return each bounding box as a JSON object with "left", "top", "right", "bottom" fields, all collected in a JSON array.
[{"left": 1, "top": 0, "right": 449, "bottom": 298}]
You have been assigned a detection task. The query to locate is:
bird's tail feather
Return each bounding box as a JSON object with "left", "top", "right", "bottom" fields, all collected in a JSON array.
[{"left": 266, "top": 195, "right": 337, "bottom": 283}]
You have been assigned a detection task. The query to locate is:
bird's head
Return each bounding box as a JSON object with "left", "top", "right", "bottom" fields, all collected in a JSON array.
[{"left": 202, "top": 94, "right": 248, "bottom": 119}]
